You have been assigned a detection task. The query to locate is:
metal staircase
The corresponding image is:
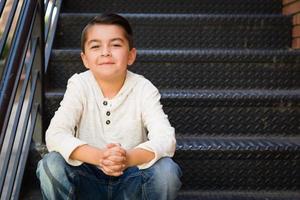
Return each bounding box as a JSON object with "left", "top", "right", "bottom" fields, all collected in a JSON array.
[{"left": 1, "top": 0, "right": 299, "bottom": 199}]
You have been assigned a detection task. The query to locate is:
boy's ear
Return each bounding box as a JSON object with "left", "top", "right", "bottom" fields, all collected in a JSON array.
[
  {"left": 127, "top": 48, "right": 137, "bottom": 66},
  {"left": 81, "top": 52, "right": 90, "bottom": 69}
]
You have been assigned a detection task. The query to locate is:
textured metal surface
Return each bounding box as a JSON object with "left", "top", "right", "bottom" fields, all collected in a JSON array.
[
  {"left": 20, "top": 188, "right": 300, "bottom": 200},
  {"left": 23, "top": 137, "right": 300, "bottom": 191},
  {"left": 174, "top": 137, "right": 300, "bottom": 190},
  {"left": 47, "top": 49, "right": 300, "bottom": 90},
  {"left": 176, "top": 191, "right": 300, "bottom": 200},
  {"left": 61, "top": 0, "right": 282, "bottom": 14},
  {"left": 44, "top": 91, "right": 300, "bottom": 137},
  {"left": 54, "top": 14, "right": 291, "bottom": 49},
  {"left": 19, "top": 188, "right": 300, "bottom": 200}
]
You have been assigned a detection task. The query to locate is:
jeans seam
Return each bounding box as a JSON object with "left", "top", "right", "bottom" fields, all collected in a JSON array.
[
  {"left": 67, "top": 187, "right": 75, "bottom": 200},
  {"left": 142, "top": 183, "right": 148, "bottom": 200}
]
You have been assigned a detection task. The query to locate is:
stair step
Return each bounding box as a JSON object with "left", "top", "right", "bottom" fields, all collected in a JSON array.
[
  {"left": 44, "top": 90, "right": 300, "bottom": 137},
  {"left": 20, "top": 137, "right": 300, "bottom": 194},
  {"left": 48, "top": 49, "right": 300, "bottom": 90},
  {"left": 175, "top": 137, "right": 300, "bottom": 190},
  {"left": 176, "top": 190, "right": 300, "bottom": 200},
  {"left": 54, "top": 13, "right": 291, "bottom": 49},
  {"left": 61, "top": 0, "right": 282, "bottom": 14},
  {"left": 20, "top": 188, "right": 300, "bottom": 200}
]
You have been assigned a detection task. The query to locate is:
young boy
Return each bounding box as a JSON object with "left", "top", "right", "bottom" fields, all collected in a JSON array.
[{"left": 36, "top": 13, "right": 182, "bottom": 200}]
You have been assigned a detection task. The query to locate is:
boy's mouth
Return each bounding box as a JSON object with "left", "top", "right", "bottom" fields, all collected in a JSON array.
[{"left": 98, "top": 62, "right": 115, "bottom": 66}]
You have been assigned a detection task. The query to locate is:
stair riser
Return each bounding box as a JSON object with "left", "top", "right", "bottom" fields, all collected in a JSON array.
[
  {"left": 166, "top": 106, "right": 300, "bottom": 136},
  {"left": 62, "top": 0, "right": 282, "bottom": 14},
  {"left": 55, "top": 15, "right": 291, "bottom": 49},
  {"left": 44, "top": 96, "right": 300, "bottom": 137},
  {"left": 47, "top": 60, "right": 300, "bottom": 90},
  {"left": 175, "top": 150, "right": 300, "bottom": 190}
]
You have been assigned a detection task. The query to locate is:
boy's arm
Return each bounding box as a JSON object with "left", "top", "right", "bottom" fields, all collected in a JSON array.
[
  {"left": 125, "top": 148, "right": 155, "bottom": 168},
  {"left": 133, "top": 81, "right": 176, "bottom": 169},
  {"left": 70, "top": 144, "right": 104, "bottom": 166},
  {"left": 46, "top": 74, "right": 88, "bottom": 166}
]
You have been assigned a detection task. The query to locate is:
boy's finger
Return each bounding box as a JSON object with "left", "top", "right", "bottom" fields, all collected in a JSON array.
[
  {"left": 101, "top": 164, "right": 124, "bottom": 176},
  {"left": 101, "top": 165, "right": 114, "bottom": 174},
  {"left": 101, "top": 159, "right": 114, "bottom": 166},
  {"left": 104, "top": 164, "right": 125, "bottom": 172},
  {"left": 105, "top": 155, "right": 126, "bottom": 163},
  {"left": 106, "top": 143, "right": 118, "bottom": 149},
  {"left": 108, "top": 147, "right": 126, "bottom": 157}
]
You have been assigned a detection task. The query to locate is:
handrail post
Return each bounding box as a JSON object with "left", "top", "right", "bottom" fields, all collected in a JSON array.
[{"left": 31, "top": 0, "right": 45, "bottom": 145}]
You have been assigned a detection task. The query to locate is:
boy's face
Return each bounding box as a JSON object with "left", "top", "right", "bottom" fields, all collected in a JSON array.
[{"left": 81, "top": 24, "right": 136, "bottom": 82}]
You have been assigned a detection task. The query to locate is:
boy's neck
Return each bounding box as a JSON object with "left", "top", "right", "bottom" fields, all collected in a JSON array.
[{"left": 95, "top": 74, "right": 127, "bottom": 99}]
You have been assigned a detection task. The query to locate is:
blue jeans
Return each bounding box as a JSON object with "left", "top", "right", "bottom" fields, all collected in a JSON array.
[{"left": 36, "top": 152, "right": 182, "bottom": 200}]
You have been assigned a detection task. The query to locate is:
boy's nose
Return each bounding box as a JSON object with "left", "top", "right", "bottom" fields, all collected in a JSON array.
[{"left": 101, "top": 47, "right": 112, "bottom": 57}]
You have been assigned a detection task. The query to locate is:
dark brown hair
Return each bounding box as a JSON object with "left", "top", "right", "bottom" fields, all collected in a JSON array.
[{"left": 81, "top": 13, "right": 134, "bottom": 52}]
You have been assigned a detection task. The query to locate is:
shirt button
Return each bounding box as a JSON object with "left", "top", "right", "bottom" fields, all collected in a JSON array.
[
  {"left": 103, "top": 101, "right": 108, "bottom": 106},
  {"left": 106, "top": 120, "right": 110, "bottom": 125},
  {"left": 106, "top": 111, "right": 111, "bottom": 116}
]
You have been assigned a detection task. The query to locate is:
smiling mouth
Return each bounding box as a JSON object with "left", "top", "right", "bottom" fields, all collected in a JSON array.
[{"left": 99, "top": 62, "right": 114, "bottom": 66}]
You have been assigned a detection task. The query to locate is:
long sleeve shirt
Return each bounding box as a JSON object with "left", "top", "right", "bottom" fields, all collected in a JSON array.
[{"left": 46, "top": 70, "right": 176, "bottom": 169}]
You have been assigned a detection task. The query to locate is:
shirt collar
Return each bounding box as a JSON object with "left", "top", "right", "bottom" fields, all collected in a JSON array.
[{"left": 88, "top": 70, "right": 138, "bottom": 110}]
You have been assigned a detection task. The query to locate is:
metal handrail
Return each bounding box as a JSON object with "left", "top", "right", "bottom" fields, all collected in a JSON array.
[
  {"left": 7, "top": 70, "right": 40, "bottom": 199},
  {"left": 0, "top": 37, "right": 39, "bottom": 195},
  {"left": 0, "top": 0, "right": 37, "bottom": 137},
  {"left": 44, "top": 0, "right": 62, "bottom": 70},
  {"left": 0, "top": 0, "right": 19, "bottom": 54},
  {"left": 0, "top": 0, "right": 44, "bottom": 199},
  {"left": 0, "top": 0, "right": 7, "bottom": 17},
  {"left": 0, "top": 0, "right": 37, "bottom": 151},
  {"left": 0, "top": 0, "right": 61, "bottom": 198}
]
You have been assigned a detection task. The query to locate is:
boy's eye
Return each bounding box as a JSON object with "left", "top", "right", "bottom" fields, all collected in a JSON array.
[
  {"left": 91, "top": 45, "right": 100, "bottom": 49},
  {"left": 112, "top": 44, "right": 122, "bottom": 47}
]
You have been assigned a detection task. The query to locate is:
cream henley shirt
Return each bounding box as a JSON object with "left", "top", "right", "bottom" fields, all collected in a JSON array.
[{"left": 46, "top": 70, "right": 176, "bottom": 169}]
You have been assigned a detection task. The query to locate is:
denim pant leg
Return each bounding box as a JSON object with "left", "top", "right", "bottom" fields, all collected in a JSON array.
[
  {"left": 116, "top": 157, "right": 182, "bottom": 200},
  {"left": 36, "top": 151, "right": 108, "bottom": 200},
  {"left": 142, "top": 157, "right": 182, "bottom": 200}
]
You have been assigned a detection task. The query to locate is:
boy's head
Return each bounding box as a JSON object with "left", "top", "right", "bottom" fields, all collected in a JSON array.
[
  {"left": 80, "top": 13, "right": 136, "bottom": 82},
  {"left": 81, "top": 13, "right": 134, "bottom": 53}
]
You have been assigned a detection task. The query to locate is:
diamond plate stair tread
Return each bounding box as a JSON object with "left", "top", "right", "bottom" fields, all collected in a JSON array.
[
  {"left": 176, "top": 190, "right": 300, "bottom": 200},
  {"left": 20, "top": 188, "right": 300, "bottom": 200},
  {"left": 175, "top": 137, "right": 300, "bottom": 190},
  {"left": 21, "top": 137, "right": 300, "bottom": 191},
  {"left": 176, "top": 136, "right": 300, "bottom": 152},
  {"left": 44, "top": 90, "right": 300, "bottom": 137},
  {"left": 48, "top": 49, "right": 300, "bottom": 90},
  {"left": 62, "top": 0, "right": 282, "bottom": 14},
  {"left": 54, "top": 13, "right": 291, "bottom": 49}
]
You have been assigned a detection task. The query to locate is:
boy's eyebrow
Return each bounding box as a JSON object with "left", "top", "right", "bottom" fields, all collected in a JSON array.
[
  {"left": 87, "top": 39, "right": 101, "bottom": 45},
  {"left": 110, "top": 38, "right": 125, "bottom": 43},
  {"left": 87, "top": 38, "right": 125, "bottom": 45}
]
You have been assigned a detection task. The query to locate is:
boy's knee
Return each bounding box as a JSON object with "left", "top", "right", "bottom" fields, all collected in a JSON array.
[
  {"left": 36, "top": 151, "right": 67, "bottom": 181},
  {"left": 148, "top": 157, "right": 182, "bottom": 188},
  {"left": 153, "top": 157, "right": 182, "bottom": 181},
  {"left": 142, "top": 158, "right": 182, "bottom": 199}
]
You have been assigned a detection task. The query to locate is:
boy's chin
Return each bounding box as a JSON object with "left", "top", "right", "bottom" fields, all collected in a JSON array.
[{"left": 92, "top": 70, "right": 127, "bottom": 82}]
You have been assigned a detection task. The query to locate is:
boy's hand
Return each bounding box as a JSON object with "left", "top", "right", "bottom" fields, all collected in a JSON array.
[{"left": 99, "top": 143, "right": 127, "bottom": 176}]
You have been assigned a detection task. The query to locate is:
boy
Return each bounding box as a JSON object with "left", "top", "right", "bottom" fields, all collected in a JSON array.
[{"left": 36, "top": 13, "right": 182, "bottom": 200}]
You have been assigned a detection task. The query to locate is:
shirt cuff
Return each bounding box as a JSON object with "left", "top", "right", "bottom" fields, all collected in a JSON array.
[
  {"left": 134, "top": 144, "right": 160, "bottom": 169},
  {"left": 60, "top": 139, "right": 87, "bottom": 166}
]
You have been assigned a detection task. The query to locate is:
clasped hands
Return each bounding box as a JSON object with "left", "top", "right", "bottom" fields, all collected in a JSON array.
[{"left": 99, "top": 143, "right": 128, "bottom": 177}]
